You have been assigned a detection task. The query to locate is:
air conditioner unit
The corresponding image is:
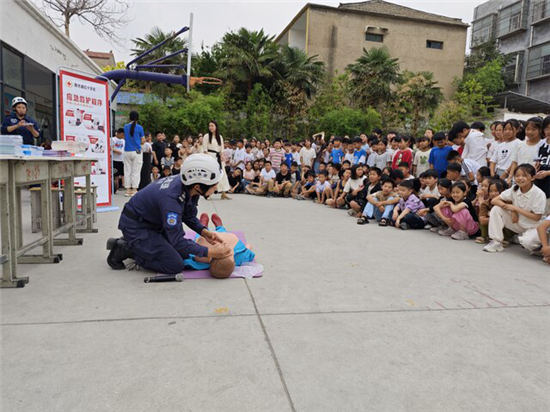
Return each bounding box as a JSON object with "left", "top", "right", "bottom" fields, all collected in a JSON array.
[{"left": 364, "top": 26, "right": 388, "bottom": 34}]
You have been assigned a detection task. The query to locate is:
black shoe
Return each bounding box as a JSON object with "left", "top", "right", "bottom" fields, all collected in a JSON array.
[{"left": 106, "top": 238, "right": 133, "bottom": 270}]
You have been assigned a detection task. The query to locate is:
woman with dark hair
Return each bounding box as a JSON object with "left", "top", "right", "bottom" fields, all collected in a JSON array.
[
  {"left": 123, "top": 111, "right": 144, "bottom": 197},
  {"left": 201, "top": 120, "right": 231, "bottom": 199},
  {"left": 138, "top": 131, "right": 153, "bottom": 190}
]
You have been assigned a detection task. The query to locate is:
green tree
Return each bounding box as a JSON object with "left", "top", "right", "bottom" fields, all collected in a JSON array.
[
  {"left": 130, "top": 27, "right": 188, "bottom": 101},
  {"left": 307, "top": 72, "right": 349, "bottom": 134},
  {"left": 346, "top": 47, "right": 401, "bottom": 111},
  {"left": 272, "top": 47, "right": 326, "bottom": 139},
  {"left": 319, "top": 107, "right": 381, "bottom": 137},
  {"left": 215, "top": 28, "right": 279, "bottom": 99},
  {"left": 139, "top": 92, "right": 226, "bottom": 137},
  {"left": 430, "top": 100, "right": 472, "bottom": 132},
  {"left": 244, "top": 84, "right": 274, "bottom": 140},
  {"left": 396, "top": 71, "right": 443, "bottom": 136},
  {"left": 464, "top": 39, "right": 502, "bottom": 76}
]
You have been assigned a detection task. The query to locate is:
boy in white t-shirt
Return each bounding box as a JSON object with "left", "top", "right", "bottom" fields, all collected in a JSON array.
[
  {"left": 246, "top": 160, "right": 276, "bottom": 196},
  {"left": 231, "top": 140, "right": 246, "bottom": 170},
  {"left": 446, "top": 150, "right": 480, "bottom": 183},
  {"left": 111, "top": 128, "right": 125, "bottom": 192}
]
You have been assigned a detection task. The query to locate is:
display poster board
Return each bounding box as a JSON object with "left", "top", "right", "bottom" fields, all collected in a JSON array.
[{"left": 59, "top": 70, "right": 111, "bottom": 206}]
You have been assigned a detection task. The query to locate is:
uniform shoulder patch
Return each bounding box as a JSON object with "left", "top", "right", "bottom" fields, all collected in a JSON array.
[{"left": 166, "top": 212, "right": 178, "bottom": 227}]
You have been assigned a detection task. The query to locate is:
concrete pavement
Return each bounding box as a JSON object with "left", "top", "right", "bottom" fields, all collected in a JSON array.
[{"left": 1, "top": 191, "right": 549, "bottom": 412}]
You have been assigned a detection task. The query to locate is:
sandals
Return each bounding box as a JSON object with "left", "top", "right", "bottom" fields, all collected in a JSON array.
[
  {"left": 475, "top": 236, "right": 488, "bottom": 244},
  {"left": 357, "top": 216, "right": 369, "bottom": 225},
  {"left": 347, "top": 210, "right": 357, "bottom": 217},
  {"left": 379, "top": 218, "right": 389, "bottom": 227}
]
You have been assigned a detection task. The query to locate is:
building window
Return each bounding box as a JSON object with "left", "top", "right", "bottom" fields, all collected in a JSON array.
[
  {"left": 497, "top": 1, "right": 527, "bottom": 38},
  {"left": 526, "top": 42, "right": 550, "bottom": 80},
  {"left": 365, "top": 33, "right": 383, "bottom": 43},
  {"left": 426, "top": 40, "right": 443, "bottom": 50},
  {"left": 532, "top": 0, "right": 550, "bottom": 23},
  {"left": 471, "top": 14, "right": 497, "bottom": 47},
  {"left": 2, "top": 46, "right": 23, "bottom": 90},
  {"left": 503, "top": 51, "right": 524, "bottom": 85}
]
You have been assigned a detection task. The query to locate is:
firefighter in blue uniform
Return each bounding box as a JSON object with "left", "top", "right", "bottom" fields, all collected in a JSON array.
[
  {"left": 1, "top": 97, "right": 40, "bottom": 145},
  {"left": 107, "top": 154, "right": 231, "bottom": 273}
]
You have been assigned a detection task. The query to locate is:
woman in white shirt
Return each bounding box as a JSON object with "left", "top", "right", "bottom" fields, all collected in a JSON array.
[
  {"left": 507, "top": 117, "right": 543, "bottom": 185},
  {"left": 491, "top": 119, "right": 520, "bottom": 178},
  {"left": 201, "top": 121, "right": 231, "bottom": 199}
]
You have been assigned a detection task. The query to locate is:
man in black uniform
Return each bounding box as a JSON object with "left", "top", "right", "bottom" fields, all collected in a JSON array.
[
  {"left": 107, "top": 154, "right": 231, "bottom": 273},
  {"left": 1, "top": 97, "right": 40, "bottom": 145}
]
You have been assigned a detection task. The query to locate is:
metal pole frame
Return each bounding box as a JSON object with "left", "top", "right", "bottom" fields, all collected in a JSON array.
[{"left": 187, "top": 13, "right": 194, "bottom": 93}]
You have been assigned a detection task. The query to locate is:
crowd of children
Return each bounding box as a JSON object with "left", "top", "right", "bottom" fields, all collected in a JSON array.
[{"left": 140, "top": 116, "right": 550, "bottom": 264}]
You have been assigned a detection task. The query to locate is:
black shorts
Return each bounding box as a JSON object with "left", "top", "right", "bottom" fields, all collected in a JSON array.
[{"left": 113, "top": 161, "right": 124, "bottom": 177}]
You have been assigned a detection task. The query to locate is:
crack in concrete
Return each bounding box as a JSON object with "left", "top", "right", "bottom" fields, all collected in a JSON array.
[{"left": 2, "top": 303, "right": 549, "bottom": 327}]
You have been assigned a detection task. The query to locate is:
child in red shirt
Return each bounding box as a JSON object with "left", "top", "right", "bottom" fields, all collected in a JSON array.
[{"left": 391, "top": 136, "right": 413, "bottom": 169}]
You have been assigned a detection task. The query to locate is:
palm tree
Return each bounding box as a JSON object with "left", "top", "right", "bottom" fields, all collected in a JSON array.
[
  {"left": 215, "top": 28, "right": 279, "bottom": 98},
  {"left": 130, "top": 27, "right": 188, "bottom": 100},
  {"left": 131, "top": 27, "right": 187, "bottom": 67},
  {"left": 347, "top": 47, "right": 401, "bottom": 111},
  {"left": 397, "top": 71, "right": 443, "bottom": 136},
  {"left": 274, "top": 46, "right": 326, "bottom": 99},
  {"left": 270, "top": 47, "right": 326, "bottom": 139}
]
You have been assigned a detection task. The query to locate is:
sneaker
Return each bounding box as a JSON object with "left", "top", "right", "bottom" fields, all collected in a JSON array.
[
  {"left": 296, "top": 195, "right": 305, "bottom": 201},
  {"left": 451, "top": 230, "right": 469, "bottom": 240},
  {"left": 430, "top": 227, "right": 439, "bottom": 233},
  {"left": 199, "top": 213, "right": 209, "bottom": 228},
  {"left": 510, "top": 235, "right": 521, "bottom": 245},
  {"left": 425, "top": 213, "right": 440, "bottom": 227},
  {"left": 424, "top": 224, "right": 433, "bottom": 230},
  {"left": 267, "top": 193, "right": 274, "bottom": 198},
  {"left": 438, "top": 227, "right": 455, "bottom": 237},
  {"left": 399, "top": 222, "right": 410, "bottom": 230},
  {"left": 211, "top": 213, "right": 223, "bottom": 228},
  {"left": 483, "top": 240, "right": 504, "bottom": 253}
]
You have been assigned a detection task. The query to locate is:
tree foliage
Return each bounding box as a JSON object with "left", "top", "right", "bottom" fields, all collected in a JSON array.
[
  {"left": 319, "top": 107, "right": 381, "bottom": 137},
  {"left": 347, "top": 47, "right": 401, "bottom": 111},
  {"left": 130, "top": 27, "right": 188, "bottom": 101},
  {"left": 395, "top": 71, "right": 443, "bottom": 136}
]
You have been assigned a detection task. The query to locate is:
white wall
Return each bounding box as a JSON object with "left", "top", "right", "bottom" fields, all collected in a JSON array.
[
  {"left": 1, "top": 0, "right": 104, "bottom": 75},
  {"left": 0, "top": 0, "right": 116, "bottom": 105}
]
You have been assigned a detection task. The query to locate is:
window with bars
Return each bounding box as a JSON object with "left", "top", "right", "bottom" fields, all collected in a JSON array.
[
  {"left": 471, "top": 14, "right": 497, "bottom": 46},
  {"left": 365, "top": 33, "right": 384, "bottom": 43},
  {"left": 426, "top": 40, "right": 443, "bottom": 50},
  {"left": 526, "top": 42, "right": 550, "bottom": 80},
  {"left": 497, "top": 1, "right": 527, "bottom": 38},
  {"left": 532, "top": 0, "right": 550, "bottom": 23}
]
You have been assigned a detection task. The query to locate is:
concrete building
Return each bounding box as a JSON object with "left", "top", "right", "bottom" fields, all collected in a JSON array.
[
  {"left": 0, "top": 0, "right": 117, "bottom": 141},
  {"left": 275, "top": 0, "right": 469, "bottom": 99},
  {"left": 471, "top": 0, "right": 550, "bottom": 111},
  {"left": 83, "top": 50, "right": 116, "bottom": 69}
]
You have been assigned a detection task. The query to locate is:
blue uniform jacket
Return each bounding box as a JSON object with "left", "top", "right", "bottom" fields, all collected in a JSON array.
[
  {"left": 1, "top": 113, "right": 39, "bottom": 145},
  {"left": 122, "top": 175, "right": 209, "bottom": 258}
]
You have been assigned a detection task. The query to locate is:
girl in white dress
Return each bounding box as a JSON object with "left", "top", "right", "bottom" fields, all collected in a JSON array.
[{"left": 201, "top": 121, "right": 231, "bottom": 199}]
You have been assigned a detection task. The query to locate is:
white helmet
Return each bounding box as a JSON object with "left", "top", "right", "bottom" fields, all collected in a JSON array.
[
  {"left": 180, "top": 153, "right": 222, "bottom": 186},
  {"left": 12, "top": 97, "right": 27, "bottom": 108}
]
